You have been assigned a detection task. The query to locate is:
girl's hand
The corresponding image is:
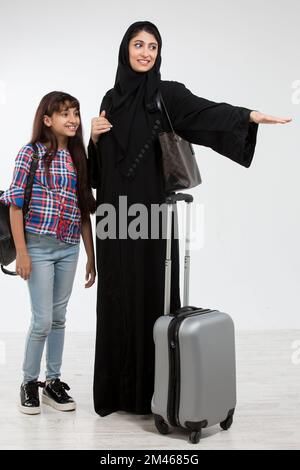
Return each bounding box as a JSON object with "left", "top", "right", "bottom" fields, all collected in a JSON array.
[
  {"left": 85, "top": 259, "right": 96, "bottom": 288},
  {"left": 91, "top": 110, "right": 113, "bottom": 144},
  {"left": 16, "top": 252, "right": 32, "bottom": 280},
  {"left": 250, "top": 111, "right": 292, "bottom": 124}
]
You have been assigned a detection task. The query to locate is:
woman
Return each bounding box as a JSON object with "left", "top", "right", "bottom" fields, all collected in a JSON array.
[{"left": 88, "top": 21, "right": 291, "bottom": 417}]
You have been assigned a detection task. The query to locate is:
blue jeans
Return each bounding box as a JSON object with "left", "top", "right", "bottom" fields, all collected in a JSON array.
[{"left": 23, "top": 232, "right": 80, "bottom": 383}]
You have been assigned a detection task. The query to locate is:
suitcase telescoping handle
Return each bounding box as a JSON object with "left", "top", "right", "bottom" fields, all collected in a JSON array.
[
  {"left": 164, "top": 192, "right": 194, "bottom": 316},
  {"left": 165, "top": 193, "right": 193, "bottom": 205}
]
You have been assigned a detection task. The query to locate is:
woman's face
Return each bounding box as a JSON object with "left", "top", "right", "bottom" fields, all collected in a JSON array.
[{"left": 128, "top": 30, "right": 159, "bottom": 73}]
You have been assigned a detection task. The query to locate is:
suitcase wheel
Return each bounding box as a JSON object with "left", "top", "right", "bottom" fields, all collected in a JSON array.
[
  {"left": 220, "top": 415, "right": 233, "bottom": 431},
  {"left": 189, "top": 430, "right": 201, "bottom": 444},
  {"left": 154, "top": 415, "right": 170, "bottom": 435}
]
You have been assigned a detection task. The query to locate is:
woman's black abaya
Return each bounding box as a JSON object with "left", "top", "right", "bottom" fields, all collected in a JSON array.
[{"left": 88, "top": 22, "right": 259, "bottom": 416}]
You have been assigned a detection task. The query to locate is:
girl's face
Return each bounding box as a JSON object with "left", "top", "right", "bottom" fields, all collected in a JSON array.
[
  {"left": 43, "top": 101, "right": 80, "bottom": 141},
  {"left": 128, "top": 31, "right": 159, "bottom": 73}
]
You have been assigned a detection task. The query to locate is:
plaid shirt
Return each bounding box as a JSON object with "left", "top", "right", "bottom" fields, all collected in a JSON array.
[{"left": 0, "top": 142, "right": 81, "bottom": 244}]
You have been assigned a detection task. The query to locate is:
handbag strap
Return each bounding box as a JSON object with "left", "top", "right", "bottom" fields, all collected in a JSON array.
[
  {"left": 156, "top": 91, "right": 176, "bottom": 134},
  {"left": 22, "top": 143, "right": 40, "bottom": 215}
]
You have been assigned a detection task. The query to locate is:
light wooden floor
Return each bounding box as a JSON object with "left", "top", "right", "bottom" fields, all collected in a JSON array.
[{"left": 0, "top": 331, "right": 300, "bottom": 450}]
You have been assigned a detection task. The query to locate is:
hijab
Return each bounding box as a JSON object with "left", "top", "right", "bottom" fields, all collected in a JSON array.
[{"left": 108, "top": 21, "right": 162, "bottom": 176}]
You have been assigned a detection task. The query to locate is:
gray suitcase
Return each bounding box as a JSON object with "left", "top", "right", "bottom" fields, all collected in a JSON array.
[{"left": 151, "top": 193, "right": 236, "bottom": 444}]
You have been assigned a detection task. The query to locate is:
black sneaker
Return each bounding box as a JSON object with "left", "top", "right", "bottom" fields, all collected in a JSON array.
[
  {"left": 19, "top": 381, "right": 45, "bottom": 415},
  {"left": 42, "top": 379, "right": 76, "bottom": 411}
]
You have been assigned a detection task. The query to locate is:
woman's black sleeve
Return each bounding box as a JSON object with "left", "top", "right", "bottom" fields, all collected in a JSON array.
[
  {"left": 87, "top": 92, "right": 112, "bottom": 188},
  {"left": 162, "top": 81, "right": 259, "bottom": 168}
]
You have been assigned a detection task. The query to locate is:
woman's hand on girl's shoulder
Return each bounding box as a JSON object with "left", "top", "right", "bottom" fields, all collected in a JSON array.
[
  {"left": 91, "top": 110, "right": 113, "bottom": 145},
  {"left": 85, "top": 258, "right": 96, "bottom": 288}
]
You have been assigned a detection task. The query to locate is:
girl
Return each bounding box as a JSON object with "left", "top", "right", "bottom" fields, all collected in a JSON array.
[
  {"left": 0, "top": 91, "right": 96, "bottom": 414},
  {"left": 88, "top": 21, "right": 291, "bottom": 417}
]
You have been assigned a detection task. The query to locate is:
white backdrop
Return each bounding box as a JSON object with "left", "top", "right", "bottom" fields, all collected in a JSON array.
[{"left": 0, "top": 0, "right": 299, "bottom": 331}]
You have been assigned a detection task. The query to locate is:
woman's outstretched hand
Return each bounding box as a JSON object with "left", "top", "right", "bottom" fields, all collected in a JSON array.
[
  {"left": 250, "top": 111, "right": 292, "bottom": 124},
  {"left": 91, "top": 110, "right": 113, "bottom": 144}
]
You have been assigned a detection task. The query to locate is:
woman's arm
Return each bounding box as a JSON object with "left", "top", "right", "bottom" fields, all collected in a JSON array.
[
  {"left": 87, "top": 92, "right": 114, "bottom": 189},
  {"left": 9, "top": 205, "right": 31, "bottom": 280},
  {"left": 87, "top": 111, "right": 112, "bottom": 190},
  {"left": 81, "top": 216, "right": 96, "bottom": 288},
  {"left": 161, "top": 81, "right": 291, "bottom": 168}
]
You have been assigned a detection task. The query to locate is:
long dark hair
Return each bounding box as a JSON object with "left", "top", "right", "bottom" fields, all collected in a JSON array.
[{"left": 30, "top": 91, "right": 96, "bottom": 221}]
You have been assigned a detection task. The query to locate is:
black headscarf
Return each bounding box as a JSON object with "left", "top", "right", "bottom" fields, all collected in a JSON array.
[{"left": 109, "top": 21, "right": 162, "bottom": 176}]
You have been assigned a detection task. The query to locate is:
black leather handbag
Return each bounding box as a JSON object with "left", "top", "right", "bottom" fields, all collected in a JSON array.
[
  {"left": 0, "top": 144, "right": 39, "bottom": 275},
  {"left": 156, "top": 92, "right": 202, "bottom": 194}
]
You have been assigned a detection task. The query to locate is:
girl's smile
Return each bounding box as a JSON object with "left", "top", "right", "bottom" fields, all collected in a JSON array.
[{"left": 65, "top": 124, "right": 78, "bottom": 132}]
